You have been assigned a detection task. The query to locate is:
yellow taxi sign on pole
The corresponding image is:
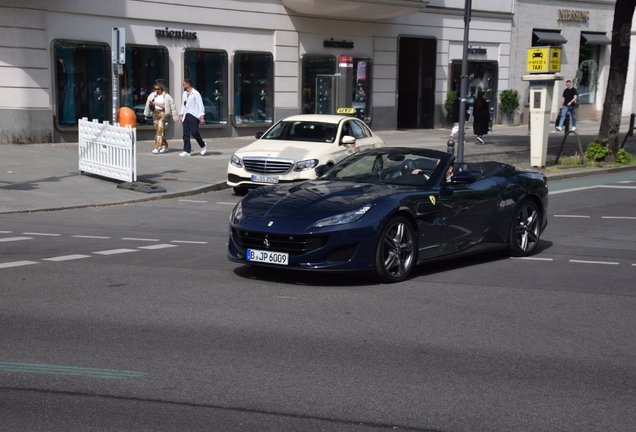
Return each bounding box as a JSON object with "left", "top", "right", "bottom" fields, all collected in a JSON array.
[{"left": 527, "top": 47, "right": 561, "bottom": 73}]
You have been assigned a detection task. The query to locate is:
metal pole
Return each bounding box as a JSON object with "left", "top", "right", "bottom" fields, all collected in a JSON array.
[{"left": 457, "top": 0, "right": 472, "bottom": 163}]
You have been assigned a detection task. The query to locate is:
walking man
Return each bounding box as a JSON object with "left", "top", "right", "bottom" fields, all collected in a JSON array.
[
  {"left": 179, "top": 78, "right": 207, "bottom": 156},
  {"left": 556, "top": 80, "right": 578, "bottom": 132}
]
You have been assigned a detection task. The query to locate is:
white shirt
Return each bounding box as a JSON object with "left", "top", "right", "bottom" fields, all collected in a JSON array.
[
  {"left": 153, "top": 94, "right": 165, "bottom": 111},
  {"left": 180, "top": 88, "right": 205, "bottom": 119}
]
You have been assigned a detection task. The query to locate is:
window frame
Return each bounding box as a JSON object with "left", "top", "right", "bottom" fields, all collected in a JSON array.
[{"left": 184, "top": 48, "right": 229, "bottom": 127}]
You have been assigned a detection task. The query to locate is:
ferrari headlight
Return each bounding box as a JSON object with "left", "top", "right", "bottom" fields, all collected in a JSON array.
[
  {"left": 294, "top": 159, "right": 319, "bottom": 171},
  {"left": 230, "top": 154, "right": 243, "bottom": 168},
  {"left": 313, "top": 203, "right": 373, "bottom": 228},
  {"left": 230, "top": 201, "right": 243, "bottom": 224}
]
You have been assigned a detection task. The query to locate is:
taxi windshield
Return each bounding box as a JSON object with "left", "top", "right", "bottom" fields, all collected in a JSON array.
[{"left": 262, "top": 121, "right": 336, "bottom": 143}]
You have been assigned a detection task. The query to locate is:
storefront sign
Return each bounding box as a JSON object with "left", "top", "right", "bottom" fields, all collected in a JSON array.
[
  {"left": 155, "top": 27, "right": 197, "bottom": 40},
  {"left": 324, "top": 39, "right": 354, "bottom": 49},
  {"left": 467, "top": 47, "right": 487, "bottom": 54},
  {"left": 526, "top": 47, "right": 561, "bottom": 73},
  {"left": 557, "top": 9, "right": 589, "bottom": 22}
]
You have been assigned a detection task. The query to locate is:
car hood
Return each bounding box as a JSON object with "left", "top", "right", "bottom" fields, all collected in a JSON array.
[
  {"left": 237, "top": 180, "right": 407, "bottom": 231},
  {"left": 235, "top": 140, "right": 335, "bottom": 161}
]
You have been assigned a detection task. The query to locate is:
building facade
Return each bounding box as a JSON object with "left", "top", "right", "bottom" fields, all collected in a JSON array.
[
  {"left": 0, "top": 0, "right": 515, "bottom": 144},
  {"left": 0, "top": 0, "right": 629, "bottom": 145}
]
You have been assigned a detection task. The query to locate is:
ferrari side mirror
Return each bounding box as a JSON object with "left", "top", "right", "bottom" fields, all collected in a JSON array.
[
  {"left": 255, "top": 132, "right": 264, "bottom": 139},
  {"left": 450, "top": 170, "right": 479, "bottom": 184},
  {"left": 314, "top": 164, "right": 332, "bottom": 177}
]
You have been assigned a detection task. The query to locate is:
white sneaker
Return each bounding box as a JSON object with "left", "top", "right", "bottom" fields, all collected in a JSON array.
[
  {"left": 571, "top": 127, "right": 576, "bottom": 131},
  {"left": 152, "top": 149, "right": 159, "bottom": 154},
  {"left": 556, "top": 126, "right": 563, "bottom": 131},
  {"left": 159, "top": 146, "right": 168, "bottom": 153},
  {"left": 200, "top": 144, "right": 207, "bottom": 156},
  {"left": 179, "top": 151, "right": 191, "bottom": 157}
]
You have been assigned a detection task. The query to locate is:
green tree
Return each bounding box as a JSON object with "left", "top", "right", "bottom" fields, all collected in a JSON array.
[{"left": 598, "top": 0, "right": 635, "bottom": 158}]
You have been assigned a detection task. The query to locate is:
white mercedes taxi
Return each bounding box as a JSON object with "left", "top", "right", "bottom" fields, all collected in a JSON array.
[{"left": 227, "top": 112, "right": 385, "bottom": 195}]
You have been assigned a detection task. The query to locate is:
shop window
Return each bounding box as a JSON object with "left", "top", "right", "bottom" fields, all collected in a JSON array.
[
  {"left": 352, "top": 59, "right": 371, "bottom": 122},
  {"left": 185, "top": 49, "right": 228, "bottom": 125},
  {"left": 575, "top": 36, "right": 602, "bottom": 104},
  {"left": 53, "top": 40, "right": 110, "bottom": 128},
  {"left": 301, "top": 55, "right": 336, "bottom": 114},
  {"left": 233, "top": 51, "right": 273, "bottom": 125},
  {"left": 450, "top": 61, "right": 497, "bottom": 122},
  {"left": 120, "top": 46, "right": 169, "bottom": 126}
]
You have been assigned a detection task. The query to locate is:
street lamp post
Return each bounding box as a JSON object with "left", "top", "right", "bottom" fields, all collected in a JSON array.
[{"left": 457, "top": 0, "right": 472, "bottom": 163}]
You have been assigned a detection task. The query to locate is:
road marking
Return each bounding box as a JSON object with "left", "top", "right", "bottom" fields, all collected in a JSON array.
[
  {"left": 171, "top": 240, "right": 208, "bottom": 244},
  {"left": 553, "top": 215, "right": 590, "bottom": 218},
  {"left": 72, "top": 235, "right": 111, "bottom": 239},
  {"left": 550, "top": 184, "right": 636, "bottom": 195},
  {"left": 617, "top": 181, "right": 635, "bottom": 184},
  {"left": 601, "top": 216, "right": 636, "bottom": 220},
  {"left": 570, "top": 259, "right": 619, "bottom": 265},
  {"left": 22, "top": 232, "right": 61, "bottom": 236},
  {"left": 0, "top": 261, "right": 39, "bottom": 269},
  {"left": 138, "top": 244, "right": 179, "bottom": 250},
  {"left": 179, "top": 199, "right": 207, "bottom": 203},
  {"left": 0, "top": 236, "right": 33, "bottom": 243},
  {"left": 121, "top": 238, "right": 159, "bottom": 242},
  {"left": 510, "top": 257, "right": 554, "bottom": 261},
  {"left": 0, "top": 361, "right": 145, "bottom": 379},
  {"left": 217, "top": 202, "right": 238, "bottom": 205},
  {"left": 43, "top": 254, "right": 92, "bottom": 262},
  {"left": 0, "top": 231, "right": 13, "bottom": 234},
  {"left": 93, "top": 249, "right": 139, "bottom": 255}
]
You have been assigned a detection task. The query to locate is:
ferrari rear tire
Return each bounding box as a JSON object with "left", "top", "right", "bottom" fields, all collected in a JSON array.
[
  {"left": 508, "top": 199, "right": 540, "bottom": 257},
  {"left": 375, "top": 216, "right": 416, "bottom": 283}
]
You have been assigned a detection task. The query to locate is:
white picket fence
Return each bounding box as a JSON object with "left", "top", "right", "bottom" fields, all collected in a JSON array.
[{"left": 78, "top": 118, "right": 137, "bottom": 182}]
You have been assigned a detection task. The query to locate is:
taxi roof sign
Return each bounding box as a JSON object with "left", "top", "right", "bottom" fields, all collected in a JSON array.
[
  {"left": 336, "top": 107, "right": 356, "bottom": 115},
  {"left": 527, "top": 47, "right": 561, "bottom": 73}
]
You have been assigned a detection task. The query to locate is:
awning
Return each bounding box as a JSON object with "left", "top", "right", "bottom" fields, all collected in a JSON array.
[
  {"left": 533, "top": 31, "right": 568, "bottom": 45},
  {"left": 582, "top": 32, "right": 611, "bottom": 45}
]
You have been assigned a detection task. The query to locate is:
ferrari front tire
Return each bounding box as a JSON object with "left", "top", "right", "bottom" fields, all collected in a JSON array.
[
  {"left": 508, "top": 199, "right": 540, "bottom": 256},
  {"left": 375, "top": 216, "right": 416, "bottom": 283}
]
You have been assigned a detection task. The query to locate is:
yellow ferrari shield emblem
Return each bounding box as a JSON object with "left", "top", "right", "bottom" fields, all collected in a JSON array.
[{"left": 429, "top": 196, "right": 436, "bottom": 205}]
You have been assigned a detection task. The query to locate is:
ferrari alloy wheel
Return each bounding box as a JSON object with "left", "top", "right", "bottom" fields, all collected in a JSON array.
[
  {"left": 375, "top": 216, "right": 416, "bottom": 283},
  {"left": 508, "top": 199, "right": 540, "bottom": 256}
]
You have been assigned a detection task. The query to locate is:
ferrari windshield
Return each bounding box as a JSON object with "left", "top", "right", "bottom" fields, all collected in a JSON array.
[
  {"left": 319, "top": 148, "right": 452, "bottom": 186},
  {"left": 261, "top": 121, "right": 337, "bottom": 143}
]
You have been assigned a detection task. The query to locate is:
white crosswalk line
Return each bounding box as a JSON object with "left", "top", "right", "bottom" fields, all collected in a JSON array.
[
  {"left": 171, "top": 240, "right": 208, "bottom": 244},
  {"left": 121, "top": 238, "right": 159, "bottom": 242},
  {"left": 138, "top": 244, "right": 179, "bottom": 250},
  {"left": 72, "top": 235, "right": 111, "bottom": 239},
  {"left": 0, "top": 236, "right": 33, "bottom": 242},
  {"left": 43, "top": 254, "right": 92, "bottom": 262},
  {"left": 0, "top": 261, "right": 38, "bottom": 269},
  {"left": 93, "top": 249, "right": 139, "bottom": 255},
  {"left": 22, "top": 232, "right": 61, "bottom": 236}
]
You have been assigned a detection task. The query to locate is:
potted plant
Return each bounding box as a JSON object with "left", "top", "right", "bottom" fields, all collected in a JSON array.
[
  {"left": 499, "top": 89, "right": 520, "bottom": 126},
  {"left": 444, "top": 90, "right": 457, "bottom": 129}
]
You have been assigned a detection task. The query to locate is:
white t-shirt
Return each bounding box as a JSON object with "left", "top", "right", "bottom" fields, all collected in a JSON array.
[{"left": 154, "top": 94, "right": 165, "bottom": 111}]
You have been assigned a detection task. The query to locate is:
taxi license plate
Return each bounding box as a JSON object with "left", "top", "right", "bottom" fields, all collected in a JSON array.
[
  {"left": 251, "top": 174, "right": 279, "bottom": 184},
  {"left": 247, "top": 249, "right": 289, "bottom": 266}
]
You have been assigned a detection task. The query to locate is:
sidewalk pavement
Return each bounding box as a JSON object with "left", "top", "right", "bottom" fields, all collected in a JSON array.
[{"left": 1, "top": 118, "right": 635, "bottom": 215}]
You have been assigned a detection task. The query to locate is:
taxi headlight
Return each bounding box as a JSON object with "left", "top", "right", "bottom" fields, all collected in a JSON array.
[
  {"left": 230, "top": 154, "right": 243, "bottom": 168},
  {"left": 313, "top": 203, "right": 373, "bottom": 228},
  {"left": 294, "top": 159, "right": 319, "bottom": 171}
]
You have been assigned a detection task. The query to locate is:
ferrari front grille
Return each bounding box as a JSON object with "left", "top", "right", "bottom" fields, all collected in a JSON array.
[
  {"left": 243, "top": 157, "right": 293, "bottom": 174},
  {"left": 233, "top": 228, "right": 327, "bottom": 255}
]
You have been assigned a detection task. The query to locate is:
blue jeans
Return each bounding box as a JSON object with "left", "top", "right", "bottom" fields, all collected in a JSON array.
[{"left": 559, "top": 105, "right": 576, "bottom": 128}]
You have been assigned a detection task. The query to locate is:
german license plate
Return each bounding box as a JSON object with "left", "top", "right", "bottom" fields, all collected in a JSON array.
[
  {"left": 251, "top": 174, "right": 279, "bottom": 184},
  {"left": 246, "top": 249, "right": 289, "bottom": 266}
]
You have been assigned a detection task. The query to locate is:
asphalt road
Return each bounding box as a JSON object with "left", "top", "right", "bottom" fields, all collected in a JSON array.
[{"left": 1, "top": 172, "right": 635, "bottom": 431}]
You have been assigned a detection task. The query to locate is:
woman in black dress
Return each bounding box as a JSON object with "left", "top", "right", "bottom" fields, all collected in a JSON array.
[{"left": 472, "top": 92, "right": 489, "bottom": 145}]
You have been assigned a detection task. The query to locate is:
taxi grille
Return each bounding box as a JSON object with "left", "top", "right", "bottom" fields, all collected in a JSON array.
[
  {"left": 243, "top": 157, "right": 293, "bottom": 174},
  {"left": 233, "top": 228, "right": 327, "bottom": 255}
]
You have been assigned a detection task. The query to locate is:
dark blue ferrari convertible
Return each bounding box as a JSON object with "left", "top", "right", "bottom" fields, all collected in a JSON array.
[{"left": 228, "top": 147, "right": 548, "bottom": 283}]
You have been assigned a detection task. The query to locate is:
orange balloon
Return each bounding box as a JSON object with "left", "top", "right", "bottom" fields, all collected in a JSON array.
[{"left": 117, "top": 106, "right": 136, "bottom": 127}]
